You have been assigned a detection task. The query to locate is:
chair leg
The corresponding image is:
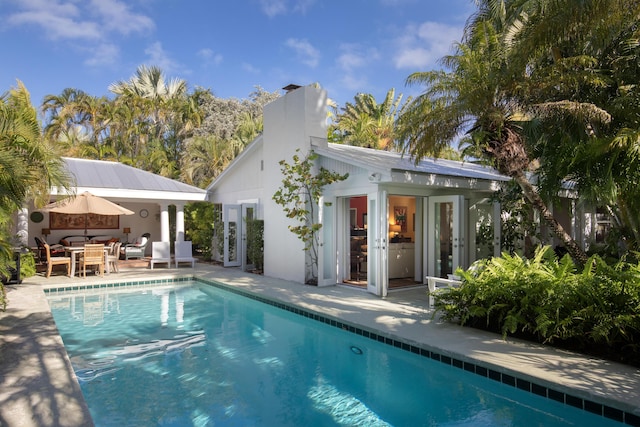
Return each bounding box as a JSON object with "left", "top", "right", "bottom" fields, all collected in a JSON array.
[{"left": 46, "top": 264, "right": 52, "bottom": 278}]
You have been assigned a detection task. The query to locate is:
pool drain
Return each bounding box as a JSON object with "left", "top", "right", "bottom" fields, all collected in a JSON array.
[{"left": 350, "top": 346, "right": 363, "bottom": 355}]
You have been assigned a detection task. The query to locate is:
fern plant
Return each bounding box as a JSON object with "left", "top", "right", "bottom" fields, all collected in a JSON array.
[{"left": 434, "top": 246, "right": 640, "bottom": 366}]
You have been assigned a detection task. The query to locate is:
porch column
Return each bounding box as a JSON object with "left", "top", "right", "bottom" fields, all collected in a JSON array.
[
  {"left": 160, "top": 203, "right": 170, "bottom": 242},
  {"left": 16, "top": 207, "right": 29, "bottom": 247},
  {"left": 175, "top": 203, "right": 185, "bottom": 242}
]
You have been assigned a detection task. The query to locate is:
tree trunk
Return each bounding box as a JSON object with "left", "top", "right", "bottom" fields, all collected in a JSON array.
[{"left": 513, "top": 171, "right": 589, "bottom": 267}]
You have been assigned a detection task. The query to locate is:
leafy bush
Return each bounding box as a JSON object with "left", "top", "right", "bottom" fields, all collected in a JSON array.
[
  {"left": 185, "top": 202, "right": 216, "bottom": 260},
  {"left": 0, "top": 250, "right": 35, "bottom": 311},
  {"left": 246, "top": 219, "right": 264, "bottom": 271},
  {"left": 434, "top": 246, "right": 640, "bottom": 366}
]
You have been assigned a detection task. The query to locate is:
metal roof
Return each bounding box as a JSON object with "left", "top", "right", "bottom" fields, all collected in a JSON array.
[
  {"left": 317, "top": 143, "right": 510, "bottom": 182},
  {"left": 55, "top": 157, "right": 206, "bottom": 202}
]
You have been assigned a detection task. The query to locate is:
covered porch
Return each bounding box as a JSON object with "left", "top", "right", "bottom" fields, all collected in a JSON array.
[{"left": 14, "top": 157, "right": 207, "bottom": 259}]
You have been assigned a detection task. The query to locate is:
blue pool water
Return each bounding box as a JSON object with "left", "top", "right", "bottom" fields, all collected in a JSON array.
[{"left": 47, "top": 280, "right": 622, "bottom": 426}]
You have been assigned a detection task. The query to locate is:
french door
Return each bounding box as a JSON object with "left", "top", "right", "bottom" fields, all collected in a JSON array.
[
  {"left": 223, "top": 204, "right": 241, "bottom": 267},
  {"left": 428, "top": 196, "right": 465, "bottom": 278},
  {"left": 223, "top": 203, "right": 256, "bottom": 268},
  {"left": 367, "top": 190, "right": 388, "bottom": 296}
]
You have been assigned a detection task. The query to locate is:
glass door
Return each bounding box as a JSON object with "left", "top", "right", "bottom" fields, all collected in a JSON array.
[
  {"left": 318, "top": 195, "right": 337, "bottom": 286},
  {"left": 223, "top": 204, "right": 241, "bottom": 267},
  {"left": 367, "top": 190, "right": 388, "bottom": 296},
  {"left": 428, "top": 196, "right": 464, "bottom": 278},
  {"left": 242, "top": 203, "right": 256, "bottom": 271}
]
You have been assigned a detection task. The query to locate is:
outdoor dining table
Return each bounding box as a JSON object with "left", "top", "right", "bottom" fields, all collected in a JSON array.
[{"left": 64, "top": 246, "right": 110, "bottom": 277}]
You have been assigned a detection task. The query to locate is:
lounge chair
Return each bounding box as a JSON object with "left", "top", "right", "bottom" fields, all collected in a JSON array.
[
  {"left": 174, "top": 241, "right": 196, "bottom": 268},
  {"left": 426, "top": 276, "right": 462, "bottom": 308},
  {"left": 43, "top": 242, "right": 71, "bottom": 278},
  {"left": 150, "top": 241, "right": 172, "bottom": 269},
  {"left": 121, "top": 233, "right": 150, "bottom": 260}
]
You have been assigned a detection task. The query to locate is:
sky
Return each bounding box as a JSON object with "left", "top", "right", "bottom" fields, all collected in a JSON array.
[{"left": 0, "top": 0, "right": 475, "bottom": 111}]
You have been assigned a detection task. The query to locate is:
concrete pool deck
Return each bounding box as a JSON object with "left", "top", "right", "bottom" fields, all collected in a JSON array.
[{"left": 1, "top": 262, "right": 639, "bottom": 426}]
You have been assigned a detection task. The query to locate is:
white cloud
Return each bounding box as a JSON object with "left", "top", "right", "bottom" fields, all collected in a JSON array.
[
  {"left": 393, "top": 21, "right": 462, "bottom": 70},
  {"left": 259, "top": 0, "right": 287, "bottom": 17},
  {"left": 197, "top": 48, "right": 223, "bottom": 66},
  {"left": 84, "top": 43, "right": 120, "bottom": 67},
  {"left": 144, "top": 42, "right": 189, "bottom": 76},
  {"left": 341, "top": 73, "right": 367, "bottom": 92},
  {"left": 334, "top": 43, "right": 379, "bottom": 91},
  {"left": 259, "top": 0, "right": 316, "bottom": 17},
  {"left": 89, "top": 0, "right": 154, "bottom": 36},
  {"left": 5, "top": 0, "right": 154, "bottom": 40},
  {"left": 242, "top": 63, "right": 261, "bottom": 74},
  {"left": 292, "top": 0, "right": 316, "bottom": 14},
  {"left": 285, "top": 38, "right": 320, "bottom": 68},
  {"left": 336, "top": 43, "right": 379, "bottom": 71},
  {"left": 7, "top": 0, "right": 101, "bottom": 40}
]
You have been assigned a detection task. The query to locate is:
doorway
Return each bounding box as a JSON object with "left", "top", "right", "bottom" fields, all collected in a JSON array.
[
  {"left": 342, "top": 195, "right": 421, "bottom": 293},
  {"left": 222, "top": 203, "right": 257, "bottom": 270},
  {"left": 427, "top": 195, "right": 465, "bottom": 278}
]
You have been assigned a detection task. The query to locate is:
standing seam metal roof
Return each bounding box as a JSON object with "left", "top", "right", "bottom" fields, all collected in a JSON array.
[
  {"left": 63, "top": 157, "right": 206, "bottom": 195},
  {"left": 317, "top": 143, "right": 510, "bottom": 182}
]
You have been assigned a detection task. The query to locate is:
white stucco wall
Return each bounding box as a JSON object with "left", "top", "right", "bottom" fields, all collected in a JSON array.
[
  {"left": 262, "top": 85, "right": 329, "bottom": 283},
  {"left": 207, "top": 141, "right": 265, "bottom": 213}
]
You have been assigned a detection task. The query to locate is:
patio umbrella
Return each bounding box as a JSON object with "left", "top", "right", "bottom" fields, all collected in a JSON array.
[{"left": 42, "top": 191, "right": 135, "bottom": 237}]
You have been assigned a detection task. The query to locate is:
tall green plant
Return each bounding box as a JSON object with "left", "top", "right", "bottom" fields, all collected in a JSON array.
[
  {"left": 272, "top": 149, "right": 348, "bottom": 284},
  {"left": 434, "top": 246, "right": 640, "bottom": 366},
  {"left": 246, "top": 218, "right": 264, "bottom": 271},
  {"left": 184, "top": 202, "right": 216, "bottom": 260}
]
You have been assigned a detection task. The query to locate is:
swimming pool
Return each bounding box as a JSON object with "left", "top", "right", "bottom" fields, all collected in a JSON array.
[{"left": 46, "top": 279, "right": 625, "bottom": 426}]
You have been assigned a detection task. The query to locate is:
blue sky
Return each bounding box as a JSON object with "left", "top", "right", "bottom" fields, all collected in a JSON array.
[{"left": 0, "top": 0, "right": 474, "bottom": 110}]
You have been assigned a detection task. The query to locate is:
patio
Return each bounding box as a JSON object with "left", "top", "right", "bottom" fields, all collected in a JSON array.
[{"left": 1, "top": 263, "right": 639, "bottom": 426}]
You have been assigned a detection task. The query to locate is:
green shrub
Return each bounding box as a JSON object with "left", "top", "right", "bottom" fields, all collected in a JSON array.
[
  {"left": 434, "top": 246, "right": 640, "bottom": 366},
  {"left": 185, "top": 202, "right": 216, "bottom": 260},
  {"left": 0, "top": 250, "right": 35, "bottom": 311},
  {"left": 246, "top": 219, "right": 264, "bottom": 271},
  {"left": 18, "top": 252, "right": 36, "bottom": 279}
]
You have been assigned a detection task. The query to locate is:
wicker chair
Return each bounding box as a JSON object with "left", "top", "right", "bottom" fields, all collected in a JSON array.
[{"left": 121, "top": 233, "right": 150, "bottom": 260}]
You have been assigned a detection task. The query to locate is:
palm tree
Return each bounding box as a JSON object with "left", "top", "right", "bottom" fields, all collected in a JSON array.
[
  {"left": 109, "top": 65, "right": 187, "bottom": 100},
  {"left": 331, "top": 89, "right": 407, "bottom": 150},
  {"left": 0, "top": 81, "right": 71, "bottom": 278},
  {"left": 180, "top": 135, "right": 232, "bottom": 188},
  {"left": 397, "top": 1, "right": 591, "bottom": 265}
]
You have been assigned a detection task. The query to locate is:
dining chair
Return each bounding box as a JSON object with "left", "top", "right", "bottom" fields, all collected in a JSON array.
[
  {"left": 79, "top": 243, "right": 105, "bottom": 278},
  {"left": 107, "top": 242, "right": 122, "bottom": 273},
  {"left": 43, "top": 242, "right": 71, "bottom": 278}
]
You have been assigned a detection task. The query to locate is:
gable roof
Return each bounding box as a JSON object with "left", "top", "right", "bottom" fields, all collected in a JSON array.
[
  {"left": 51, "top": 157, "right": 207, "bottom": 203},
  {"left": 316, "top": 143, "right": 510, "bottom": 182}
]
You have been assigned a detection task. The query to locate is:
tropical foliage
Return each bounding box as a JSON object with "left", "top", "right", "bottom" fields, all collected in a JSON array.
[
  {"left": 0, "top": 81, "right": 70, "bottom": 307},
  {"left": 434, "top": 246, "right": 640, "bottom": 366},
  {"left": 184, "top": 202, "right": 217, "bottom": 260},
  {"left": 398, "top": 0, "right": 640, "bottom": 265},
  {"left": 41, "top": 67, "right": 279, "bottom": 189},
  {"left": 329, "top": 89, "right": 409, "bottom": 151},
  {"left": 246, "top": 218, "right": 264, "bottom": 271}
]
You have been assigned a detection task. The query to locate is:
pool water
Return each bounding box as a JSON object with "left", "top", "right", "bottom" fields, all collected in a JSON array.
[{"left": 47, "top": 281, "right": 622, "bottom": 426}]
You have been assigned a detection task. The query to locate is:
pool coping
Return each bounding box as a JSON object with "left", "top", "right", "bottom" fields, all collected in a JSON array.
[{"left": 4, "top": 265, "right": 640, "bottom": 426}]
